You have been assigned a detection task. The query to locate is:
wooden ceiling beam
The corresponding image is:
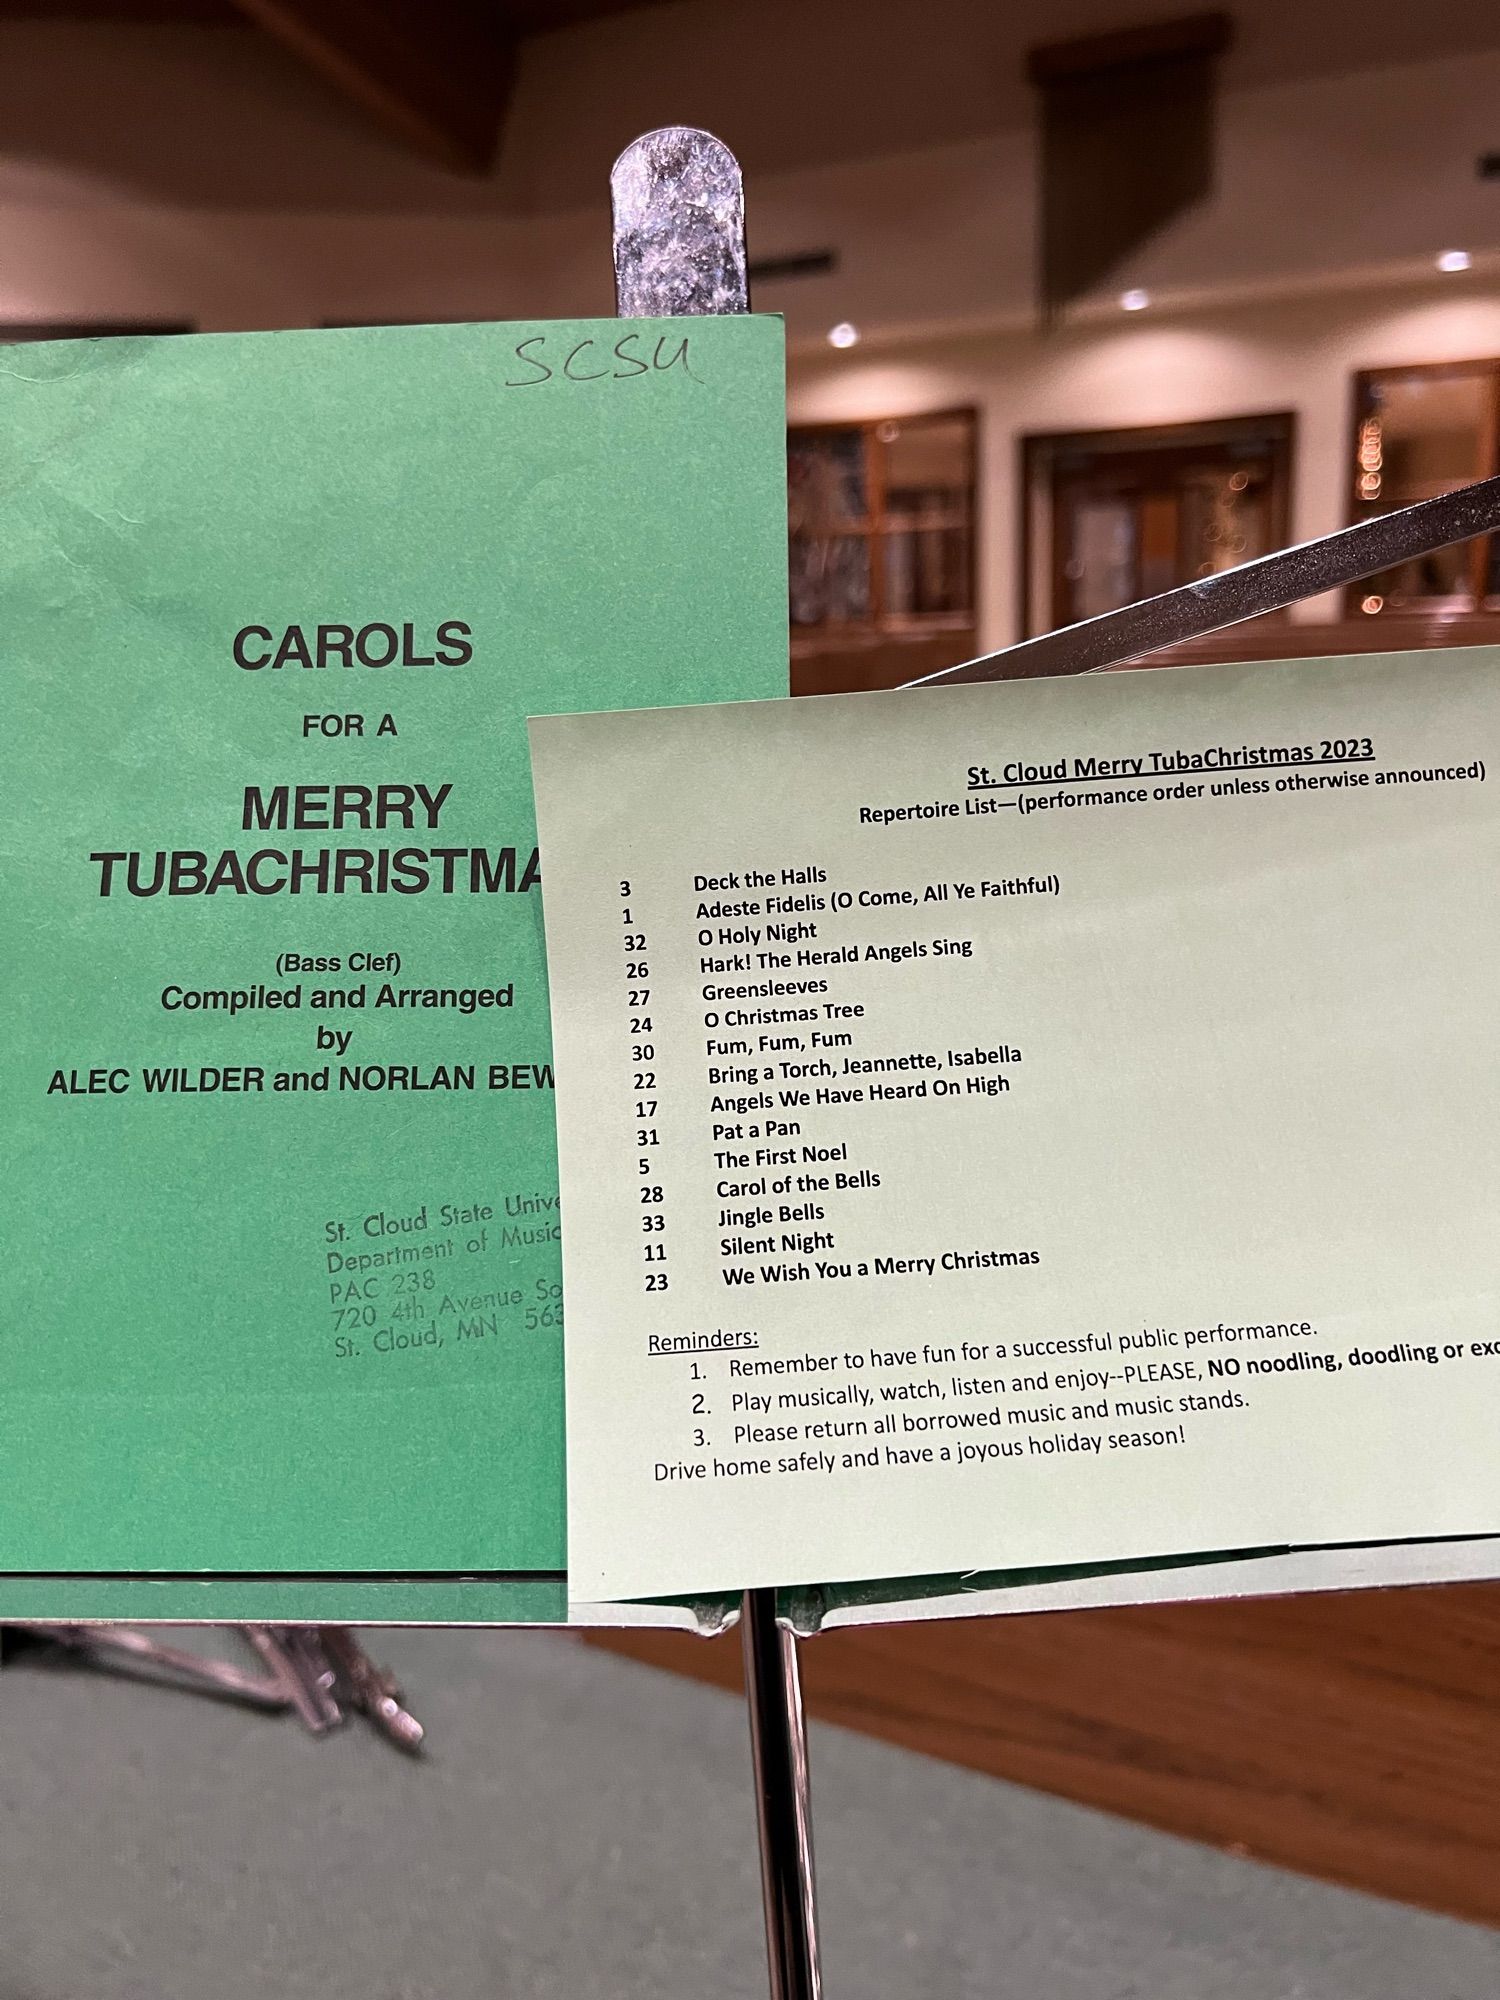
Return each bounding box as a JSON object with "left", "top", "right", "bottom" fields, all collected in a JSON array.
[{"left": 227, "top": 0, "right": 514, "bottom": 173}]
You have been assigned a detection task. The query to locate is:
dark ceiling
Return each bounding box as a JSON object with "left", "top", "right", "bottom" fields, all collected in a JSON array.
[{"left": 0, "top": 0, "right": 660, "bottom": 169}]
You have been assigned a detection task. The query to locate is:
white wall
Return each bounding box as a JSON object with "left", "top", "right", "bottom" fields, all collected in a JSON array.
[
  {"left": 0, "top": 20, "right": 1493, "bottom": 339},
  {"left": 0, "top": 12, "right": 1495, "bottom": 658},
  {"left": 788, "top": 274, "right": 1500, "bottom": 651}
]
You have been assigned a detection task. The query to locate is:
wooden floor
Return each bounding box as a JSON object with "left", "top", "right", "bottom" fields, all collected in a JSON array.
[{"left": 589, "top": 1583, "right": 1500, "bottom": 1929}]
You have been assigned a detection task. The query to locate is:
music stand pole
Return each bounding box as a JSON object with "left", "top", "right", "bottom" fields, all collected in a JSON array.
[{"left": 611, "top": 125, "right": 824, "bottom": 2000}]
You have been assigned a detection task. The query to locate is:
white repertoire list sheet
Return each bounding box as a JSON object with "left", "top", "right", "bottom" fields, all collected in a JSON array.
[{"left": 529, "top": 649, "right": 1500, "bottom": 1604}]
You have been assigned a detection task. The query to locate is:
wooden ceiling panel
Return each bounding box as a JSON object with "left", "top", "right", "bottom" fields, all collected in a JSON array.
[
  {"left": 505, "top": 0, "right": 660, "bottom": 26},
  {"left": 228, "top": 0, "right": 512, "bottom": 172},
  {"left": 0, "top": 0, "right": 656, "bottom": 23},
  {"left": 0, "top": 2, "right": 231, "bottom": 17},
  {"left": 0, "top": 0, "right": 664, "bottom": 172}
]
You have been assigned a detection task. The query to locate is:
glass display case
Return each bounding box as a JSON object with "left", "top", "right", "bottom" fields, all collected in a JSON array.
[
  {"left": 788, "top": 409, "right": 977, "bottom": 693},
  {"left": 1348, "top": 360, "right": 1500, "bottom": 616},
  {"left": 1022, "top": 414, "right": 1294, "bottom": 637}
]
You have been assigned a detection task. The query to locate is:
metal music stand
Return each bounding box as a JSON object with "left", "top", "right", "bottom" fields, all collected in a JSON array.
[
  {"left": 611, "top": 122, "right": 1500, "bottom": 2000},
  {"left": 15, "top": 122, "right": 1497, "bottom": 2000}
]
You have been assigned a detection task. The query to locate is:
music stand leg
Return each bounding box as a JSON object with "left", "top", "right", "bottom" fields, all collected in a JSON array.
[{"left": 742, "top": 1587, "right": 822, "bottom": 2000}]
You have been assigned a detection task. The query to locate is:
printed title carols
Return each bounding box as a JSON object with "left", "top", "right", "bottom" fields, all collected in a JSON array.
[{"left": 88, "top": 782, "right": 541, "bottom": 899}]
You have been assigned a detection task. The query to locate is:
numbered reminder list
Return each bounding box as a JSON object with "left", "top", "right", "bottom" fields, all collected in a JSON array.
[{"left": 529, "top": 649, "right": 1500, "bottom": 1604}]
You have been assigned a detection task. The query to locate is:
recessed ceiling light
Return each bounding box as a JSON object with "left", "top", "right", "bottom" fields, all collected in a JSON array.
[
  {"left": 1437, "top": 249, "right": 1471, "bottom": 273},
  {"left": 827, "top": 321, "right": 859, "bottom": 349},
  {"left": 1119, "top": 288, "right": 1150, "bottom": 312}
]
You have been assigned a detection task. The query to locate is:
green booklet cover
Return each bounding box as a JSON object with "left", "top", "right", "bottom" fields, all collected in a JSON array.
[{"left": 0, "top": 316, "right": 786, "bottom": 1596}]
